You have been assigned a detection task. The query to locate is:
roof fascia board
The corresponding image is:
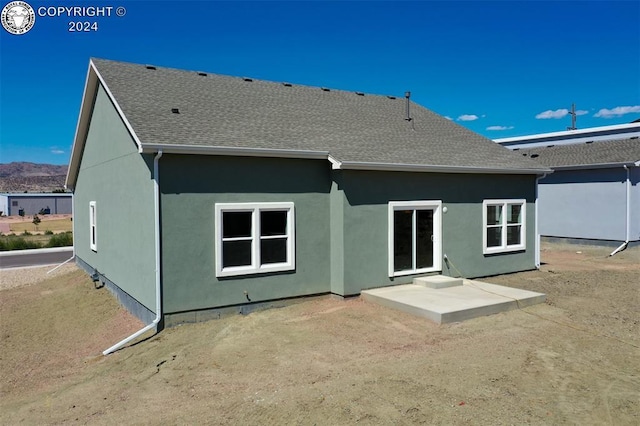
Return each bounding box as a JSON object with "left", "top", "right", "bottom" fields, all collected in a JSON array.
[
  {"left": 140, "top": 143, "right": 329, "bottom": 160},
  {"left": 91, "top": 61, "right": 144, "bottom": 153},
  {"left": 552, "top": 161, "right": 640, "bottom": 171},
  {"left": 327, "top": 155, "right": 342, "bottom": 170},
  {"left": 65, "top": 61, "right": 95, "bottom": 190},
  {"left": 337, "top": 161, "right": 551, "bottom": 175}
]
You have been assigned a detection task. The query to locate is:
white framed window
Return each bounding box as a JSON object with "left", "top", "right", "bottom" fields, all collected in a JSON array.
[
  {"left": 483, "top": 199, "right": 526, "bottom": 254},
  {"left": 215, "top": 202, "right": 295, "bottom": 277},
  {"left": 388, "top": 201, "right": 442, "bottom": 277},
  {"left": 89, "top": 201, "right": 97, "bottom": 251}
]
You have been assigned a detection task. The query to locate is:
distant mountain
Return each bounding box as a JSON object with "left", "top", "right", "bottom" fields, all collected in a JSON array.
[{"left": 0, "top": 162, "right": 68, "bottom": 193}]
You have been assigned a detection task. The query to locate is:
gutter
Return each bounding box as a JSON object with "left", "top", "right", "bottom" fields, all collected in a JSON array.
[
  {"left": 610, "top": 164, "right": 632, "bottom": 256},
  {"left": 140, "top": 143, "right": 329, "bottom": 160},
  {"left": 334, "top": 160, "right": 550, "bottom": 175},
  {"left": 551, "top": 161, "right": 638, "bottom": 171},
  {"left": 103, "top": 150, "right": 163, "bottom": 355}
]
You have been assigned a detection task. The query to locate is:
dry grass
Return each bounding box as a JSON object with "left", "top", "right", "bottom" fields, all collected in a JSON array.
[
  {"left": 1, "top": 244, "right": 639, "bottom": 424},
  {"left": 9, "top": 218, "right": 73, "bottom": 234}
]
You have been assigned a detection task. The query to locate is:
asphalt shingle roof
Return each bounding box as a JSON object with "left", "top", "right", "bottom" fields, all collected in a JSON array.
[
  {"left": 91, "top": 58, "right": 547, "bottom": 172},
  {"left": 517, "top": 138, "right": 640, "bottom": 168}
]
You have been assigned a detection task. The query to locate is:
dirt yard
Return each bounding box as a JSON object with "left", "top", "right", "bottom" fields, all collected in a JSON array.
[{"left": 1, "top": 243, "right": 638, "bottom": 424}]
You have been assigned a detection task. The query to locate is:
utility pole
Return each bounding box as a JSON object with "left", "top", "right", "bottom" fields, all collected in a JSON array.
[{"left": 567, "top": 103, "right": 577, "bottom": 130}]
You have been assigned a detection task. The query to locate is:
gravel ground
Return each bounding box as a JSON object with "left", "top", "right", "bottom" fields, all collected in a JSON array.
[{"left": 0, "top": 263, "right": 77, "bottom": 290}]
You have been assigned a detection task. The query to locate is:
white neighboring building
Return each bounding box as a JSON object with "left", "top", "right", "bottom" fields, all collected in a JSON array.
[
  {"left": 496, "top": 123, "right": 640, "bottom": 249},
  {"left": 495, "top": 122, "right": 640, "bottom": 149},
  {"left": 0, "top": 193, "right": 72, "bottom": 216}
]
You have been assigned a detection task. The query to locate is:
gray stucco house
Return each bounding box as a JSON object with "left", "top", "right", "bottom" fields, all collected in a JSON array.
[
  {"left": 66, "top": 59, "right": 549, "bottom": 352},
  {"left": 517, "top": 138, "right": 640, "bottom": 250}
]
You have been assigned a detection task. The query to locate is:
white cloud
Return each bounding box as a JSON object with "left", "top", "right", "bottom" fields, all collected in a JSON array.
[
  {"left": 486, "top": 125, "right": 514, "bottom": 131},
  {"left": 457, "top": 114, "right": 479, "bottom": 121},
  {"left": 444, "top": 116, "right": 453, "bottom": 121},
  {"left": 51, "top": 149, "right": 65, "bottom": 155},
  {"left": 576, "top": 110, "right": 589, "bottom": 116},
  {"left": 535, "top": 109, "right": 568, "bottom": 119},
  {"left": 594, "top": 105, "right": 640, "bottom": 118}
]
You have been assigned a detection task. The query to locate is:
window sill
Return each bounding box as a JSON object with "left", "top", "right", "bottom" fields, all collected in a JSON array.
[
  {"left": 483, "top": 245, "right": 526, "bottom": 255},
  {"left": 216, "top": 263, "right": 294, "bottom": 278}
]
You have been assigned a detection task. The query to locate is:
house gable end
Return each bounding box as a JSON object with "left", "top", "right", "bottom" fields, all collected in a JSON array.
[{"left": 66, "top": 59, "right": 144, "bottom": 190}]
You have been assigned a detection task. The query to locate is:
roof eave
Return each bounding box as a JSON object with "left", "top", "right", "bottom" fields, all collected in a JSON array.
[
  {"left": 333, "top": 160, "right": 551, "bottom": 175},
  {"left": 551, "top": 161, "right": 640, "bottom": 171},
  {"left": 139, "top": 143, "right": 329, "bottom": 160}
]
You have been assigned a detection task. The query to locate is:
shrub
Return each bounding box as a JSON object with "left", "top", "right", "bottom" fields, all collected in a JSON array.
[
  {"left": 44, "top": 230, "right": 54, "bottom": 235},
  {"left": 32, "top": 214, "right": 41, "bottom": 231},
  {"left": 22, "top": 230, "right": 32, "bottom": 236},
  {"left": 47, "top": 232, "right": 73, "bottom": 247},
  {"left": 0, "top": 236, "right": 41, "bottom": 251}
]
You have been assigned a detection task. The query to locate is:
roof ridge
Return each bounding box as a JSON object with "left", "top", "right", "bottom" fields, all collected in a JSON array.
[{"left": 90, "top": 57, "right": 403, "bottom": 100}]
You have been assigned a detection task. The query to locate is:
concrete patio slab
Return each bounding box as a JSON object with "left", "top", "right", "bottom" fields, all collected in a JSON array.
[{"left": 361, "top": 279, "right": 545, "bottom": 324}]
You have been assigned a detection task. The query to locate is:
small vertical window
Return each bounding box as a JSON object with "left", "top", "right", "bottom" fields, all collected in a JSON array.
[
  {"left": 483, "top": 200, "right": 526, "bottom": 254},
  {"left": 89, "top": 201, "right": 97, "bottom": 251}
]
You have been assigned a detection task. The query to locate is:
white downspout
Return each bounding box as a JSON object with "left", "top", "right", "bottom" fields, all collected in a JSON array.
[
  {"left": 103, "top": 150, "right": 163, "bottom": 355},
  {"left": 610, "top": 165, "right": 631, "bottom": 256},
  {"left": 535, "top": 173, "right": 547, "bottom": 268}
]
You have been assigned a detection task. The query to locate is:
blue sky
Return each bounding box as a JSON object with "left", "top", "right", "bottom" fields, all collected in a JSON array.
[{"left": 1, "top": 0, "right": 639, "bottom": 165}]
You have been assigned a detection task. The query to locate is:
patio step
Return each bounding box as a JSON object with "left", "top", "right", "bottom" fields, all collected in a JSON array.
[{"left": 414, "top": 275, "right": 463, "bottom": 289}]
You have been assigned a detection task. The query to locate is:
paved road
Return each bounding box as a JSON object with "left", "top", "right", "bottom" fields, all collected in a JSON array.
[{"left": 0, "top": 247, "right": 74, "bottom": 269}]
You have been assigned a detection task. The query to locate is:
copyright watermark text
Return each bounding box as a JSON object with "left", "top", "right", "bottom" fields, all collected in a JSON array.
[
  {"left": 2, "top": 1, "right": 126, "bottom": 35},
  {"left": 37, "top": 6, "right": 119, "bottom": 17}
]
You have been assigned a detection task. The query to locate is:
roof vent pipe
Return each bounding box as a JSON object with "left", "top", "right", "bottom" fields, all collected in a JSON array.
[{"left": 405, "top": 91, "right": 412, "bottom": 121}]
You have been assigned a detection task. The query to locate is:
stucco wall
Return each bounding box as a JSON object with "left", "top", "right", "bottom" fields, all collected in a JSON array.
[
  {"left": 73, "top": 85, "right": 157, "bottom": 312},
  {"left": 630, "top": 167, "right": 640, "bottom": 242},
  {"left": 334, "top": 171, "right": 537, "bottom": 295},
  {"left": 160, "top": 157, "right": 537, "bottom": 312},
  {"left": 159, "top": 155, "right": 332, "bottom": 314},
  {"left": 539, "top": 167, "right": 638, "bottom": 241}
]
